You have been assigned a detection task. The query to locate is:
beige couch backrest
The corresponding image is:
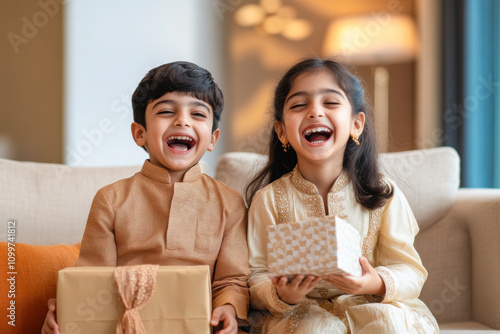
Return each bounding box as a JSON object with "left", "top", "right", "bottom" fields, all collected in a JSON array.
[
  {"left": 0, "top": 159, "right": 140, "bottom": 245},
  {"left": 0, "top": 147, "right": 459, "bottom": 245},
  {"left": 215, "top": 147, "right": 460, "bottom": 231}
]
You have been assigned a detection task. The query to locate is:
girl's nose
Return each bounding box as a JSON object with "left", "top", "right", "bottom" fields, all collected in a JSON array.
[{"left": 307, "top": 103, "right": 325, "bottom": 118}]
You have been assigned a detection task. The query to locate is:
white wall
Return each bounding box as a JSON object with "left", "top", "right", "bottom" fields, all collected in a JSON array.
[{"left": 64, "top": 0, "right": 227, "bottom": 174}]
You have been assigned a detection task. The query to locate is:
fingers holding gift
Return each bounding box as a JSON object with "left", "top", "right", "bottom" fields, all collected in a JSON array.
[
  {"left": 324, "top": 257, "right": 385, "bottom": 296},
  {"left": 272, "top": 274, "right": 322, "bottom": 305}
]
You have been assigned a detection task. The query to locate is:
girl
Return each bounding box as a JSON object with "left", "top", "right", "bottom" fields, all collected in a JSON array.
[{"left": 245, "top": 58, "right": 438, "bottom": 333}]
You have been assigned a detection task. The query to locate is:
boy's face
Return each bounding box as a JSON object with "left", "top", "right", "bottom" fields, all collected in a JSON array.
[{"left": 132, "top": 92, "right": 219, "bottom": 176}]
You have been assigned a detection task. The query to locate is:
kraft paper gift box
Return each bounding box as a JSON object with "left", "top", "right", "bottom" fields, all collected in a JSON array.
[
  {"left": 57, "top": 265, "right": 211, "bottom": 334},
  {"left": 267, "top": 216, "right": 362, "bottom": 277}
]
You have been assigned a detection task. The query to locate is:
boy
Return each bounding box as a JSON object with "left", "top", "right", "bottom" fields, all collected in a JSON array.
[{"left": 42, "top": 61, "right": 249, "bottom": 334}]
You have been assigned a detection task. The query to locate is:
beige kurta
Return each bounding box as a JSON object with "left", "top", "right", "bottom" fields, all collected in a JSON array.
[
  {"left": 247, "top": 167, "right": 438, "bottom": 333},
  {"left": 77, "top": 160, "right": 250, "bottom": 321}
]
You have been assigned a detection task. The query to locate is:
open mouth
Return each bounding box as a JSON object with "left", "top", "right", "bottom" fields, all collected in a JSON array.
[
  {"left": 166, "top": 136, "right": 195, "bottom": 152},
  {"left": 303, "top": 127, "right": 332, "bottom": 144}
]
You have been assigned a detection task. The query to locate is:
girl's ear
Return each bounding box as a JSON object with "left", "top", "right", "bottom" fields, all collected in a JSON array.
[
  {"left": 207, "top": 129, "right": 220, "bottom": 152},
  {"left": 352, "top": 112, "right": 366, "bottom": 137},
  {"left": 274, "top": 121, "right": 286, "bottom": 143},
  {"left": 131, "top": 122, "right": 147, "bottom": 147}
]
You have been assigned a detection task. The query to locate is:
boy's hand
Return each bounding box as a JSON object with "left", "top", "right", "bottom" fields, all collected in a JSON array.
[
  {"left": 210, "top": 304, "right": 238, "bottom": 334},
  {"left": 41, "top": 298, "right": 59, "bottom": 334},
  {"left": 323, "top": 256, "right": 385, "bottom": 296},
  {"left": 271, "top": 274, "right": 322, "bottom": 305}
]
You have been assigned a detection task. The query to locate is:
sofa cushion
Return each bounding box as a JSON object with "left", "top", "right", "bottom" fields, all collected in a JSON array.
[
  {"left": 0, "top": 242, "right": 80, "bottom": 333},
  {"left": 379, "top": 147, "right": 460, "bottom": 231},
  {"left": 0, "top": 158, "right": 140, "bottom": 245},
  {"left": 215, "top": 147, "right": 460, "bottom": 231}
]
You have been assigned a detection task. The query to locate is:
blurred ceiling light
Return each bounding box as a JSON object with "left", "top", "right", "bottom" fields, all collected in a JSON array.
[
  {"left": 323, "top": 14, "right": 418, "bottom": 65},
  {"left": 282, "top": 19, "right": 313, "bottom": 41},
  {"left": 234, "top": 4, "right": 266, "bottom": 27},
  {"left": 277, "top": 6, "right": 297, "bottom": 19},
  {"left": 263, "top": 15, "right": 285, "bottom": 34},
  {"left": 235, "top": 2, "right": 312, "bottom": 41},
  {"left": 260, "top": 0, "right": 281, "bottom": 13}
]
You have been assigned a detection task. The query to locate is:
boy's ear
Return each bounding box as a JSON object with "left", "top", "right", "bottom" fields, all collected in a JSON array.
[
  {"left": 207, "top": 129, "right": 220, "bottom": 152},
  {"left": 352, "top": 112, "right": 366, "bottom": 136},
  {"left": 131, "top": 122, "right": 147, "bottom": 147}
]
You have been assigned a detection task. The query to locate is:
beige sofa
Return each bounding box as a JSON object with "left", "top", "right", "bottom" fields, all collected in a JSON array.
[{"left": 1, "top": 146, "right": 499, "bottom": 332}]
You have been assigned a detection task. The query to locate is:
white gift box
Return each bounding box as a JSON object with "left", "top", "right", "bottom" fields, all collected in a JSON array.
[{"left": 267, "top": 216, "right": 362, "bottom": 277}]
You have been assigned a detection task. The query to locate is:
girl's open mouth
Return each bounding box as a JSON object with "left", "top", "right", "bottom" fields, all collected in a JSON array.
[
  {"left": 166, "top": 136, "right": 195, "bottom": 151},
  {"left": 303, "top": 127, "right": 332, "bottom": 144}
]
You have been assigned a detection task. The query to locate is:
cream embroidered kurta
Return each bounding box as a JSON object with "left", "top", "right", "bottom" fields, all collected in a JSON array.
[
  {"left": 77, "top": 160, "right": 250, "bottom": 321},
  {"left": 247, "top": 167, "right": 438, "bottom": 333}
]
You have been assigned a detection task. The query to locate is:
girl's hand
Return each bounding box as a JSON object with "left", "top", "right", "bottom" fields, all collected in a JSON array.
[
  {"left": 210, "top": 304, "right": 238, "bottom": 334},
  {"left": 271, "top": 275, "right": 322, "bottom": 305},
  {"left": 323, "top": 257, "right": 385, "bottom": 296}
]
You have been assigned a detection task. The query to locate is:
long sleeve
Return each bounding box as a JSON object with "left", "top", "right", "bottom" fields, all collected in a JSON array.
[
  {"left": 247, "top": 188, "right": 295, "bottom": 316},
  {"left": 211, "top": 189, "right": 250, "bottom": 322},
  {"left": 76, "top": 187, "right": 117, "bottom": 267},
  {"left": 374, "top": 181, "right": 427, "bottom": 303}
]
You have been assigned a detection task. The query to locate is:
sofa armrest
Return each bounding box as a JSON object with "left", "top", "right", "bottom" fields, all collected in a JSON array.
[{"left": 446, "top": 188, "right": 500, "bottom": 329}]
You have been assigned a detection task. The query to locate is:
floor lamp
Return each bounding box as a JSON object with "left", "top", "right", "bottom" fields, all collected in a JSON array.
[{"left": 323, "top": 14, "right": 418, "bottom": 152}]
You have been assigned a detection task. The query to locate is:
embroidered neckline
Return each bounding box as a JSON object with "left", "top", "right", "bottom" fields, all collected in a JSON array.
[{"left": 290, "top": 165, "right": 350, "bottom": 195}]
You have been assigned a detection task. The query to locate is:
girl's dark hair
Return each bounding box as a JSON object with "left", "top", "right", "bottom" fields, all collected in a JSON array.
[
  {"left": 132, "top": 61, "right": 223, "bottom": 133},
  {"left": 246, "top": 58, "right": 393, "bottom": 210}
]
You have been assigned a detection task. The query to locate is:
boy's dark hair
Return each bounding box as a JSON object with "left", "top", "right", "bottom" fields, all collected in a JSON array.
[
  {"left": 246, "top": 57, "right": 393, "bottom": 210},
  {"left": 132, "top": 61, "right": 223, "bottom": 132}
]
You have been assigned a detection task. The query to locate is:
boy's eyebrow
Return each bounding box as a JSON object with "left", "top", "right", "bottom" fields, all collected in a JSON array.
[
  {"left": 285, "top": 88, "right": 345, "bottom": 104},
  {"left": 153, "top": 99, "right": 211, "bottom": 112},
  {"left": 189, "top": 100, "right": 212, "bottom": 113}
]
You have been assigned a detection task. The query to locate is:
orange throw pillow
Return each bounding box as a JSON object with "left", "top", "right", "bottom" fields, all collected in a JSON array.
[{"left": 0, "top": 242, "right": 80, "bottom": 334}]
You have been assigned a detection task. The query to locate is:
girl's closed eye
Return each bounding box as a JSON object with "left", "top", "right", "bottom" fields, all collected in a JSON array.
[
  {"left": 324, "top": 101, "right": 340, "bottom": 106},
  {"left": 290, "top": 103, "right": 307, "bottom": 109}
]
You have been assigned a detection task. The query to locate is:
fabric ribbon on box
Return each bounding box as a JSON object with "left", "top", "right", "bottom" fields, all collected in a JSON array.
[{"left": 113, "top": 264, "right": 159, "bottom": 334}]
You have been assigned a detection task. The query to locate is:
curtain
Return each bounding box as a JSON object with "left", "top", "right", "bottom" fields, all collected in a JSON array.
[{"left": 442, "top": 0, "right": 500, "bottom": 188}]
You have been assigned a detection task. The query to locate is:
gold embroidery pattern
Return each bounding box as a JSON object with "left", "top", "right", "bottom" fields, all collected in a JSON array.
[
  {"left": 289, "top": 167, "right": 324, "bottom": 218},
  {"left": 318, "top": 288, "right": 328, "bottom": 298},
  {"left": 332, "top": 301, "right": 347, "bottom": 321},
  {"left": 375, "top": 267, "right": 396, "bottom": 301},
  {"left": 283, "top": 299, "right": 317, "bottom": 334},
  {"left": 361, "top": 207, "right": 383, "bottom": 258},
  {"left": 271, "top": 283, "right": 289, "bottom": 311},
  {"left": 291, "top": 167, "right": 351, "bottom": 219},
  {"left": 307, "top": 195, "right": 324, "bottom": 218},
  {"left": 272, "top": 178, "right": 291, "bottom": 225},
  {"left": 331, "top": 171, "right": 350, "bottom": 193},
  {"left": 328, "top": 192, "right": 348, "bottom": 220},
  {"left": 290, "top": 166, "right": 317, "bottom": 195}
]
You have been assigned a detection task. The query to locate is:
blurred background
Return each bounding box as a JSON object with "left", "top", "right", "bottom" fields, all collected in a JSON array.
[{"left": 0, "top": 0, "right": 498, "bottom": 187}]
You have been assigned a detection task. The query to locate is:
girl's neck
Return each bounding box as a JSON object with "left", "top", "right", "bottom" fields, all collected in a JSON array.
[{"left": 296, "top": 157, "right": 343, "bottom": 198}]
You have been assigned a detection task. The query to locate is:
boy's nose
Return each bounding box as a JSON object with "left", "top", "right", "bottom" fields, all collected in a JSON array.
[{"left": 173, "top": 113, "right": 191, "bottom": 127}]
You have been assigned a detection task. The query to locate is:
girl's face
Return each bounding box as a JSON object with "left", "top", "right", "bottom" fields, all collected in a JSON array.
[{"left": 276, "top": 70, "right": 365, "bottom": 168}]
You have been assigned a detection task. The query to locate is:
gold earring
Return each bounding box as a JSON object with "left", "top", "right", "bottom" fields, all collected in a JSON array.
[
  {"left": 352, "top": 133, "right": 360, "bottom": 146},
  {"left": 281, "top": 139, "right": 290, "bottom": 152}
]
